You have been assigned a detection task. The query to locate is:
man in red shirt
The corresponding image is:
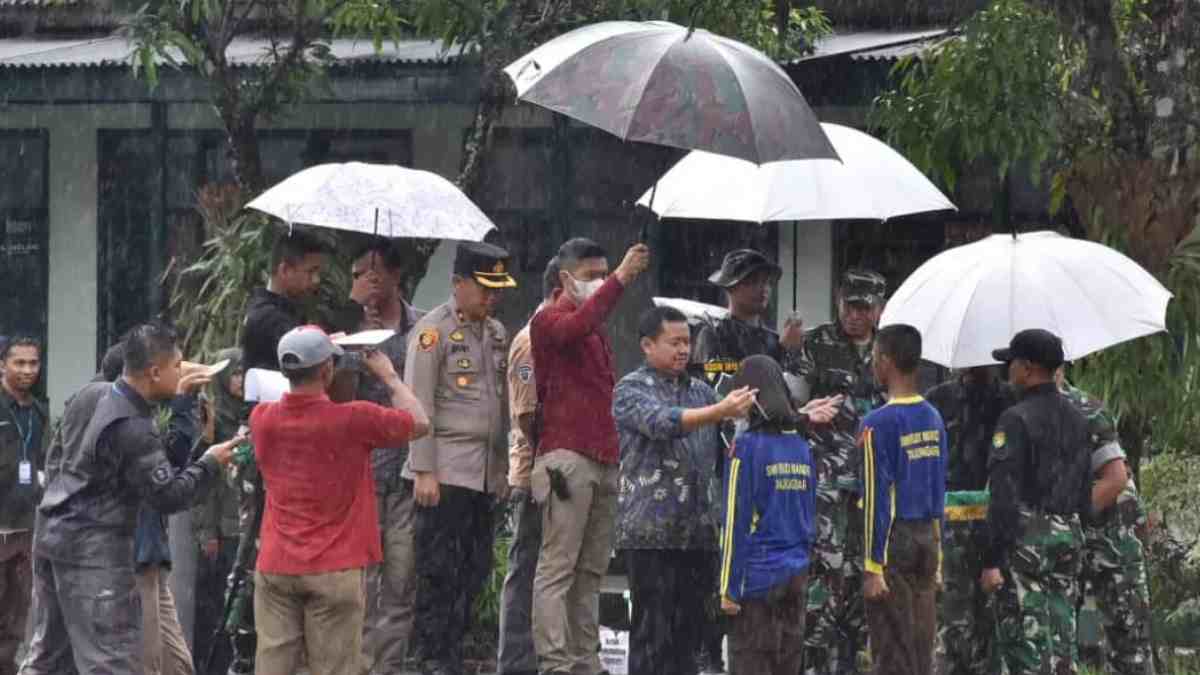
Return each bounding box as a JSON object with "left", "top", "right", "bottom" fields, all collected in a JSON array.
[
  {"left": 250, "top": 326, "right": 428, "bottom": 675},
  {"left": 530, "top": 238, "right": 650, "bottom": 675}
]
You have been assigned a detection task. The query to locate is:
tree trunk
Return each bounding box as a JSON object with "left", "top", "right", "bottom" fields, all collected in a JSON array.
[
  {"left": 227, "top": 113, "right": 266, "bottom": 196},
  {"left": 775, "top": 0, "right": 790, "bottom": 50}
]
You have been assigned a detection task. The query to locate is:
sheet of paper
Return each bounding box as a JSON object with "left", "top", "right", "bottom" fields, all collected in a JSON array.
[
  {"left": 334, "top": 329, "right": 397, "bottom": 346},
  {"left": 244, "top": 368, "right": 290, "bottom": 402}
]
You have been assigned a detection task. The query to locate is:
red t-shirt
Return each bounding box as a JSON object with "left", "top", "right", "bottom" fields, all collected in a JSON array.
[
  {"left": 251, "top": 391, "right": 414, "bottom": 575},
  {"left": 530, "top": 275, "right": 624, "bottom": 465}
]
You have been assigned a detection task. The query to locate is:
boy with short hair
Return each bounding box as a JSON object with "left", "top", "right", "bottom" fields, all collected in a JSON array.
[{"left": 860, "top": 324, "right": 947, "bottom": 675}]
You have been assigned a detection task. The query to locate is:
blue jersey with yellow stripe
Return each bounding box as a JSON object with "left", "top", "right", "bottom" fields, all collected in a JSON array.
[
  {"left": 860, "top": 395, "right": 947, "bottom": 575},
  {"left": 720, "top": 430, "right": 815, "bottom": 602}
]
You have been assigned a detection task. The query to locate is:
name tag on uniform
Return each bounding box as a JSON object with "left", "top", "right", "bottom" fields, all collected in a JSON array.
[{"left": 18, "top": 461, "right": 32, "bottom": 485}]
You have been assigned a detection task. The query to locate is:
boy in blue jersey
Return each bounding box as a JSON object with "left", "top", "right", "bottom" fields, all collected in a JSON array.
[
  {"left": 719, "top": 355, "right": 816, "bottom": 675},
  {"left": 860, "top": 324, "right": 947, "bottom": 675}
]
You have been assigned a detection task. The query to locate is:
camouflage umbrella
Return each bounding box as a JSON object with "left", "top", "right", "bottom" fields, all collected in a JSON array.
[{"left": 504, "top": 21, "right": 838, "bottom": 165}]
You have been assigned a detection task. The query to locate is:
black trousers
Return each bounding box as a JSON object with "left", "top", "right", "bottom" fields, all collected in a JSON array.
[
  {"left": 193, "top": 537, "right": 237, "bottom": 675},
  {"left": 412, "top": 485, "right": 496, "bottom": 674},
  {"left": 624, "top": 549, "right": 710, "bottom": 675}
]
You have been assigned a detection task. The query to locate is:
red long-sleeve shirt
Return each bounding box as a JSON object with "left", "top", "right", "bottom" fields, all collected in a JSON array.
[{"left": 530, "top": 275, "right": 625, "bottom": 465}]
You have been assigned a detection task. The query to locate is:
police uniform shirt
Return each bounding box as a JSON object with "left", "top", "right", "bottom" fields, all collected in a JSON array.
[
  {"left": 506, "top": 322, "right": 537, "bottom": 490},
  {"left": 402, "top": 296, "right": 508, "bottom": 494}
]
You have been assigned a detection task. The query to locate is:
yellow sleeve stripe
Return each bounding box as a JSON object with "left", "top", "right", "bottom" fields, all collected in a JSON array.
[
  {"left": 720, "top": 457, "right": 741, "bottom": 597},
  {"left": 864, "top": 427, "right": 875, "bottom": 571}
]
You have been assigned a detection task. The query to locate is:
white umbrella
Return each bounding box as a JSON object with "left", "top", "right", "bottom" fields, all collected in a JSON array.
[
  {"left": 879, "top": 231, "right": 1173, "bottom": 368},
  {"left": 652, "top": 296, "right": 729, "bottom": 324},
  {"left": 246, "top": 162, "right": 495, "bottom": 241},
  {"left": 636, "top": 123, "right": 955, "bottom": 223}
]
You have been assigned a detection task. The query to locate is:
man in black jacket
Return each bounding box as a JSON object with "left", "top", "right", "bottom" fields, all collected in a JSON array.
[
  {"left": 19, "top": 322, "right": 238, "bottom": 675},
  {"left": 242, "top": 229, "right": 328, "bottom": 372},
  {"left": 0, "top": 337, "right": 49, "bottom": 675}
]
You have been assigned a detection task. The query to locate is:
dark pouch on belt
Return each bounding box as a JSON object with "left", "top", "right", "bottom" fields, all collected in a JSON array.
[{"left": 546, "top": 467, "right": 570, "bottom": 501}]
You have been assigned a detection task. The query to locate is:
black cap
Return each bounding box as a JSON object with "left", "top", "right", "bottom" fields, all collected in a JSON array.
[
  {"left": 454, "top": 241, "right": 516, "bottom": 289},
  {"left": 708, "top": 249, "right": 782, "bottom": 288},
  {"left": 992, "top": 329, "right": 1065, "bottom": 370},
  {"left": 841, "top": 268, "right": 886, "bottom": 305}
]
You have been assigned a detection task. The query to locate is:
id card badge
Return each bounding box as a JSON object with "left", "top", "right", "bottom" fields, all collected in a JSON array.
[{"left": 18, "top": 461, "right": 32, "bottom": 485}]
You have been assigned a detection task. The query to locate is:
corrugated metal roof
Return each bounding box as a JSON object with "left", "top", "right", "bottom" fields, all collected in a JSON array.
[
  {"left": 0, "top": 0, "right": 83, "bottom": 6},
  {"left": 791, "top": 28, "right": 949, "bottom": 63},
  {"left": 0, "top": 34, "right": 454, "bottom": 68}
]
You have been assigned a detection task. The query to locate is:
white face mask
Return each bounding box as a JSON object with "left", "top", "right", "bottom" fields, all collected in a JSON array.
[{"left": 568, "top": 273, "right": 604, "bottom": 301}]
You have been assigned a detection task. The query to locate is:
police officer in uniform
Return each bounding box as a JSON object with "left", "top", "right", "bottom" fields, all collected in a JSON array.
[
  {"left": 926, "top": 366, "right": 1015, "bottom": 675},
  {"left": 801, "top": 268, "right": 887, "bottom": 675},
  {"left": 982, "top": 329, "right": 1092, "bottom": 674},
  {"left": 404, "top": 241, "right": 515, "bottom": 675}
]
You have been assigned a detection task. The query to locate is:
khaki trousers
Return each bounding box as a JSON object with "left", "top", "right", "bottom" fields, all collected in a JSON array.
[
  {"left": 254, "top": 568, "right": 365, "bottom": 675},
  {"left": 531, "top": 450, "right": 618, "bottom": 675},
  {"left": 135, "top": 565, "right": 194, "bottom": 675}
]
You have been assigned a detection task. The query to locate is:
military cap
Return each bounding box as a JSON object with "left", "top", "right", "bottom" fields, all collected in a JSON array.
[
  {"left": 841, "top": 268, "right": 886, "bottom": 305},
  {"left": 708, "top": 249, "right": 782, "bottom": 288},
  {"left": 992, "top": 329, "right": 1065, "bottom": 370},
  {"left": 455, "top": 241, "right": 517, "bottom": 289}
]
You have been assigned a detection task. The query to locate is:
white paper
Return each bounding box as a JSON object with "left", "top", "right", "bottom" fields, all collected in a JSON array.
[
  {"left": 599, "top": 628, "right": 628, "bottom": 675},
  {"left": 244, "top": 368, "right": 290, "bottom": 402},
  {"left": 334, "top": 329, "right": 397, "bottom": 347},
  {"left": 18, "top": 461, "right": 31, "bottom": 485}
]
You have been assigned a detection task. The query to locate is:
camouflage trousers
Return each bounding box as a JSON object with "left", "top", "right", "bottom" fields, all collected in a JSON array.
[
  {"left": 993, "top": 511, "right": 1083, "bottom": 675},
  {"left": 1079, "top": 503, "right": 1155, "bottom": 675},
  {"left": 936, "top": 521, "right": 994, "bottom": 675},
  {"left": 804, "top": 487, "right": 862, "bottom": 675}
]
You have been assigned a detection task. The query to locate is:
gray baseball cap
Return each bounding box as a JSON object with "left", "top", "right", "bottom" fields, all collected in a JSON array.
[{"left": 277, "top": 325, "right": 344, "bottom": 371}]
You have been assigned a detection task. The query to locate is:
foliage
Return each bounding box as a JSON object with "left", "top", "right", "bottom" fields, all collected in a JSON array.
[
  {"left": 1139, "top": 452, "right": 1200, "bottom": 651},
  {"left": 872, "top": 0, "right": 1200, "bottom": 472},
  {"left": 166, "top": 184, "right": 353, "bottom": 360},
  {"left": 870, "top": 0, "right": 1070, "bottom": 192},
  {"left": 472, "top": 533, "right": 511, "bottom": 638}
]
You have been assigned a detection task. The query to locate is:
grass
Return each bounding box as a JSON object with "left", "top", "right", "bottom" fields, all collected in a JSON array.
[{"left": 1079, "top": 652, "right": 1200, "bottom": 675}]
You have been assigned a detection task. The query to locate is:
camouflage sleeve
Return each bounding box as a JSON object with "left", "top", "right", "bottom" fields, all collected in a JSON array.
[
  {"left": 984, "top": 411, "right": 1026, "bottom": 568},
  {"left": 113, "top": 417, "right": 219, "bottom": 515}
]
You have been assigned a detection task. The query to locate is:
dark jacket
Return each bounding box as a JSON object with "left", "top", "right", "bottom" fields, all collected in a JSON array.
[
  {"left": 242, "top": 288, "right": 305, "bottom": 372},
  {"left": 35, "top": 380, "right": 219, "bottom": 567},
  {"left": 0, "top": 387, "right": 50, "bottom": 531},
  {"left": 984, "top": 382, "right": 1092, "bottom": 568},
  {"left": 135, "top": 393, "right": 201, "bottom": 569},
  {"left": 925, "top": 378, "right": 1016, "bottom": 492}
]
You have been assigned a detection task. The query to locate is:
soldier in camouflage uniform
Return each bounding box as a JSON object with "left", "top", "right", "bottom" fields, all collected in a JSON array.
[
  {"left": 1057, "top": 371, "right": 1155, "bottom": 675},
  {"left": 925, "top": 367, "right": 1015, "bottom": 675},
  {"left": 983, "top": 330, "right": 1092, "bottom": 675},
  {"left": 800, "top": 269, "right": 887, "bottom": 675},
  {"left": 690, "top": 248, "right": 805, "bottom": 674}
]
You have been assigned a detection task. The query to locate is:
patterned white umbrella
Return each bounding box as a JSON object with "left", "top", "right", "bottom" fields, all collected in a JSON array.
[
  {"left": 246, "top": 162, "right": 495, "bottom": 241},
  {"left": 880, "top": 231, "right": 1172, "bottom": 368}
]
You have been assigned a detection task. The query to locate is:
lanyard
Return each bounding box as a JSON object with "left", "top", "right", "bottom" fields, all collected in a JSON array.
[{"left": 10, "top": 405, "right": 35, "bottom": 463}]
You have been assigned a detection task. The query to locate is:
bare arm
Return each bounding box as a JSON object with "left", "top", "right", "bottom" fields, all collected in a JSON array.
[{"left": 1092, "top": 458, "right": 1127, "bottom": 513}]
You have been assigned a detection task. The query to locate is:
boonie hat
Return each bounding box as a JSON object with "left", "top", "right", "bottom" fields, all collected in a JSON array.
[
  {"left": 708, "top": 249, "right": 782, "bottom": 288},
  {"left": 277, "top": 325, "right": 344, "bottom": 371},
  {"left": 455, "top": 241, "right": 517, "bottom": 289},
  {"left": 841, "top": 268, "right": 886, "bottom": 305},
  {"left": 991, "top": 329, "right": 1065, "bottom": 370}
]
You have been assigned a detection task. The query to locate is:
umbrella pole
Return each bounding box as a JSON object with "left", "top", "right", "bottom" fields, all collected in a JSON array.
[
  {"left": 792, "top": 220, "right": 798, "bottom": 311},
  {"left": 640, "top": 179, "right": 659, "bottom": 243},
  {"left": 374, "top": 208, "right": 379, "bottom": 237}
]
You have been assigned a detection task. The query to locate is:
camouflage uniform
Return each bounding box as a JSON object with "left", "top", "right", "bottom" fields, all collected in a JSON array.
[
  {"left": 986, "top": 379, "right": 1092, "bottom": 675},
  {"left": 926, "top": 376, "right": 1015, "bottom": 675},
  {"left": 799, "top": 269, "right": 887, "bottom": 675},
  {"left": 1063, "top": 385, "right": 1154, "bottom": 675}
]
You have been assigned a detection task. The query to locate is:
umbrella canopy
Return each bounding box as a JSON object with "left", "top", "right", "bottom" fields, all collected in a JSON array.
[
  {"left": 879, "top": 231, "right": 1173, "bottom": 368},
  {"left": 652, "top": 296, "right": 729, "bottom": 324},
  {"left": 246, "top": 162, "right": 495, "bottom": 241},
  {"left": 504, "top": 21, "right": 837, "bottom": 165},
  {"left": 637, "top": 123, "right": 955, "bottom": 223}
]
